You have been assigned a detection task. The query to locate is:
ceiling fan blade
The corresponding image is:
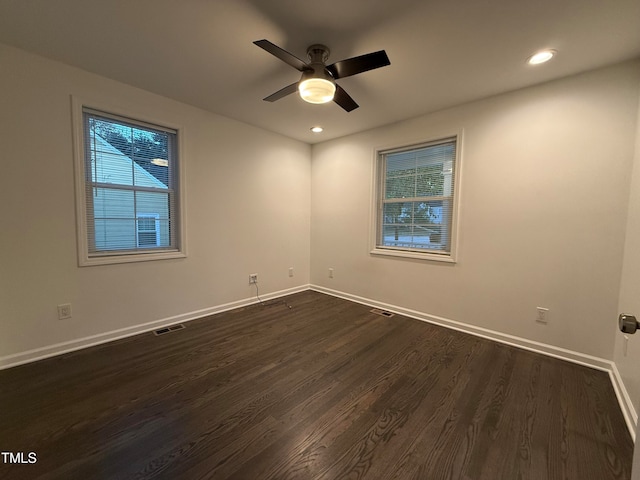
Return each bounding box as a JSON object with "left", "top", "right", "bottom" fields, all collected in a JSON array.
[
  {"left": 263, "top": 82, "right": 299, "bottom": 102},
  {"left": 254, "top": 39, "right": 310, "bottom": 72},
  {"left": 333, "top": 84, "right": 359, "bottom": 112},
  {"left": 326, "top": 50, "right": 390, "bottom": 79}
]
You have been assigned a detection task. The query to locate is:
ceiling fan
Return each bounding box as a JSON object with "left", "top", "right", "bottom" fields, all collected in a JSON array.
[{"left": 254, "top": 39, "right": 390, "bottom": 112}]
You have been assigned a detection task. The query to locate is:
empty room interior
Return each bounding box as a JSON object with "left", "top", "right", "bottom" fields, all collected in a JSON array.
[{"left": 1, "top": 1, "right": 640, "bottom": 479}]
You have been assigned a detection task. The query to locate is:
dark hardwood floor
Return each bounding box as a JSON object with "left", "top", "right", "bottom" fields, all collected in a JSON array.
[{"left": 0, "top": 291, "right": 633, "bottom": 479}]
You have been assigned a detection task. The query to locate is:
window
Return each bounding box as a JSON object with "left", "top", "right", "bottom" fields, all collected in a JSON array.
[
  {"left": 372, "top": 135, "right": 460, "bottom": 262},
  {"left": 136, "top": 214, "right": 161, "bottom": 248},
  {"left": 73, "top": 100, "right": 185, "bottom": 265}
]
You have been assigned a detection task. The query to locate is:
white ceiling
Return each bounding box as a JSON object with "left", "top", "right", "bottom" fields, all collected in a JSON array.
[{"left": 1, "top": 0, "right": 639, "bottom": 144}]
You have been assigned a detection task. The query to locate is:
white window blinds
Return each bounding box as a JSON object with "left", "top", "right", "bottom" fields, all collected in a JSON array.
[
  {"left": 377, "top": 137, "right": 458, "bottom": 257},
  {"left": 82, "top": 108, "right": 179, "bottom": 257}
]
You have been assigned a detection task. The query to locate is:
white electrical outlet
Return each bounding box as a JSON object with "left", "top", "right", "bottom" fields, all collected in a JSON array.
[
  {"left": 288, "top": 267, "right": 294, "bottom": 277},
  {"left": 329, "top": 268, "right": 334, "bottom": 278},
  {"left": 249, "top": 274, "right": 258, "bottom": 284},
  {"left": 536, "top": 307, "right": 549, "bottom": 324},
  {"left": 58, "top": 303, "right": 72, "bottom": 320}
]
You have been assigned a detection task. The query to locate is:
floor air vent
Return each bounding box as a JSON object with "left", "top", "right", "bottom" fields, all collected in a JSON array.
[
  {"left": 153, "top": 324, "right": 185, "bottom": 336},
  {"left": 370, "top": 308, "right": 395, "bottom": 318}
]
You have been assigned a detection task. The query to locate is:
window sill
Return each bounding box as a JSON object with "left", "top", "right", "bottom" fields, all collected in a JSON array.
[
  {"left": 79, "top": 250, "right": 186, "bottom": 267},
  {"left": 370, "top": 247, "right": 456, "bottom": 263}
]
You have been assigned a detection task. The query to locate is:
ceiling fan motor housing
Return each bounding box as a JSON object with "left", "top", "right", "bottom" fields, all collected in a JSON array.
[
  {"left": 300, "top": 64, "right": 335, "bottom": 83},
  {"left": 298, "top": 44, "right": 336, "bottom": 104},
  {"left": 306, "top": 44, "right": 331, "bottom": 64},
  {"left": 302, "top": 44, "right": 335, "bottom": 84}
]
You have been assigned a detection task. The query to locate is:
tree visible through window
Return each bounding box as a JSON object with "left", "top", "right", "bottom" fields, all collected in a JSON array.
[{"left": 376, "top": 137, "right": 459, "bottom": 259}]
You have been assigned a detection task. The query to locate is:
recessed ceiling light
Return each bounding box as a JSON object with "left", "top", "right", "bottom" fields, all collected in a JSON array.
[
  {"left": 527, "top": 49, "right": 557, "bottom": 65},
  {"left": 310, "top": 126, "right": 324, "bottom": 133}
]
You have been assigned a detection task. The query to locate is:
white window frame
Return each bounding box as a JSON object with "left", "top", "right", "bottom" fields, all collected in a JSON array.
[
  {"left": 370, "top": 132, "right": 463, "bottom": 263},
  {"left": 71, "top": 96, "right": 187, "bottom": 266}
]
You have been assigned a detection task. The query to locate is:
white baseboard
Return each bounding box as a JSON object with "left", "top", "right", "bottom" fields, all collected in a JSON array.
[
  {"left": 610, "top": 363, "right": 638, "bottom": 441},
  {"left": 311, "top": 284, "right": 638, "bottom": 440},
  {"left": 0, "top": 284, "right": 310, "bottom": 371}
]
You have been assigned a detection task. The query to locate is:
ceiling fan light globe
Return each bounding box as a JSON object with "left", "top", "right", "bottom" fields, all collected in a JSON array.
[{"left": 298, "top": 78, "right": 336, "bottom": 104}]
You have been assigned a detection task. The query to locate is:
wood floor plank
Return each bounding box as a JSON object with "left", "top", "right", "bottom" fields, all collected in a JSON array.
[{"left": 0, "top": 291, "right": 633, "bottom": 480}]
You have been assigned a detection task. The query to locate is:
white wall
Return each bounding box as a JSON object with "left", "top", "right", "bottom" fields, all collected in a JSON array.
[
  {"left": 0, "top": 44, "right": 311, "bottom": 365},
  {"left": 614, "top": 81, "right": 640, "bottom": 417},
  {"left": 311, "top": 61, "right": 640, "bottom": 359}
]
